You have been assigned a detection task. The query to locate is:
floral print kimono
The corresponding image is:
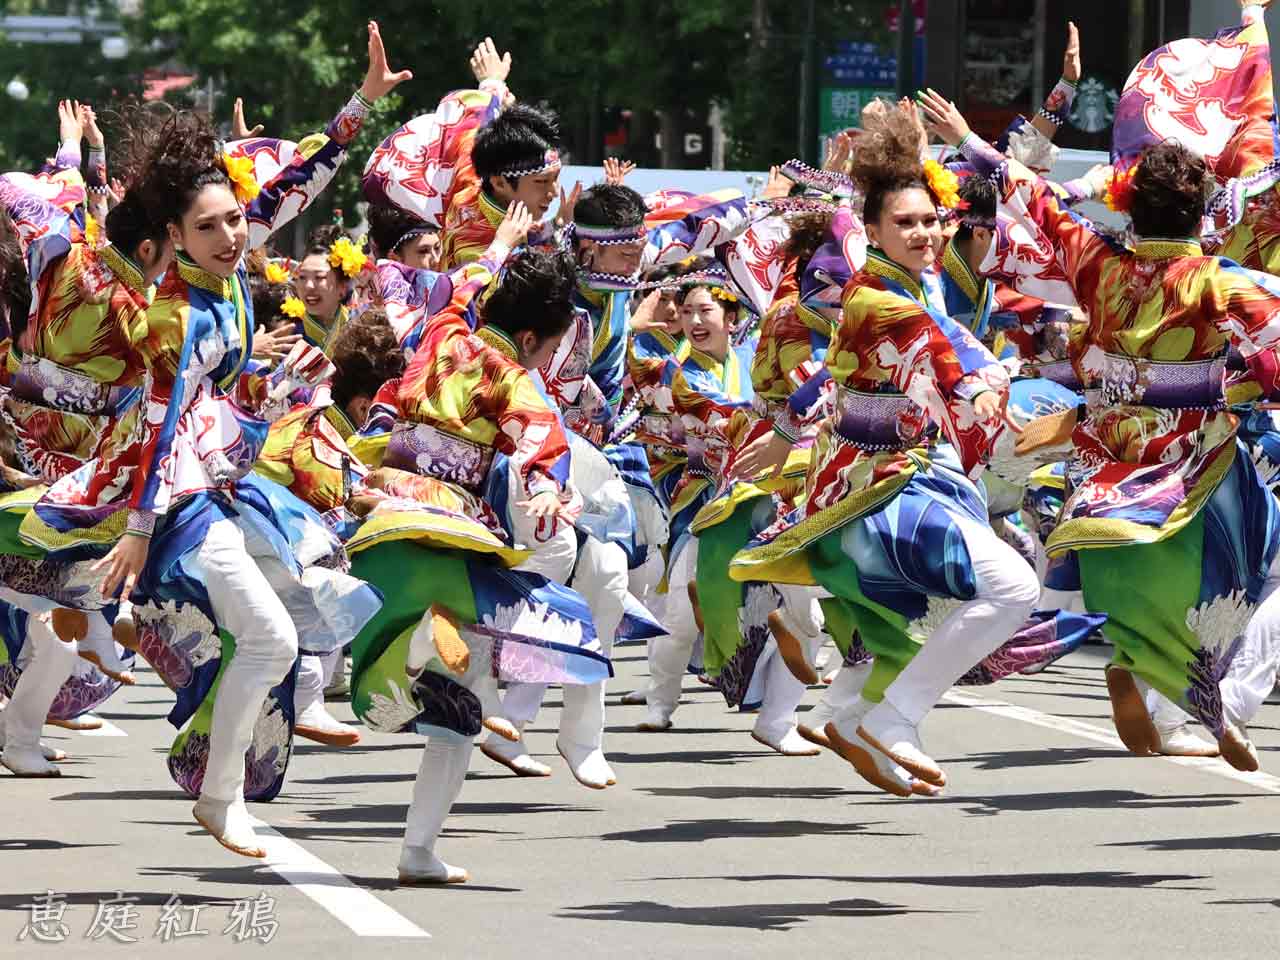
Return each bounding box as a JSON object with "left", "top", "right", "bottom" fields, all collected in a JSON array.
[
  {"left": 21, "top": 91, "right": 385, "bottom": 801},
  {"left": 730, "top": 248, "right": 1021, "bottom": 703},
  {"left": 343, "top": 259, "right": 609, "bottom": 743},
  {"left": 981, "top": 154, "right": 1280, "bottom": 737}
]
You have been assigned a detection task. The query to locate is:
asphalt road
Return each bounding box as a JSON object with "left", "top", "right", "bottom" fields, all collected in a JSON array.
[{"left": 3, "top": 644, "right": 1278, "bottom": 958}]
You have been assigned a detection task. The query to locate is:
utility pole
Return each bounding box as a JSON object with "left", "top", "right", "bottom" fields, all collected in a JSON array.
[
  {"left": 798, "top": 0, "right": 816, "bottom": 162},
  {"left": 895, "top": 0, "right": 914, "bottom": 99}
]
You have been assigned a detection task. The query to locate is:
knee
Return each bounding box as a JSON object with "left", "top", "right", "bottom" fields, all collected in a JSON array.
[{"left": 992, "top": 562, "right": 1041, "bottom": 612}]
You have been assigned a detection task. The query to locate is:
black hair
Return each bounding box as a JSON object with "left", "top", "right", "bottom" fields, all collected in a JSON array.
[
  {"left": 482, "top": 249, "right": 577, "bottom": 342},
  {"left": 104, "top": 189, "right": 168, "bottom": 262},
  {"left": 1130, "top": 141, "right": 1211, "bottom": 239},
  {"left": 329, "top": 307, "right": 405, "bottom": 409},
  {"left": 847, "top": 106, "right": 932, "bottom": 225},
  {"left": 572, "top": 183, "right": 645, "bottom": 232},
  {"left": 472, "top": 103, "right": 561, "bottom": 193},
  {"left": 954, "top": 174, "right": 996, "bottom": 244},
  {"left": 365, "top": 202, "right": 431, "bottom": 259},
  {"left": 304, "top": 224, "right": 345, "bottom": 260},
  {"left": 121, "top": 104, "right": 230, "bottom": 226}
]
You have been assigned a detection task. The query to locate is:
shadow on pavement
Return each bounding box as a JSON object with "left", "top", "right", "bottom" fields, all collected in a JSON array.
[{"left": 557, "top": 897, "right": 951, "bottom": 930}]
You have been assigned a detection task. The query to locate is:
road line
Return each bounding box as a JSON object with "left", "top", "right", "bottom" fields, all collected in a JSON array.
[
  {"left": 77, "top": 717, "right": 128, "bottom": 737},
  {"left": 249, "top": 817, "right": 431, "bottom": 939},
  {"left": 943, "top": 688, "right": 1280, "bottom": 795}
]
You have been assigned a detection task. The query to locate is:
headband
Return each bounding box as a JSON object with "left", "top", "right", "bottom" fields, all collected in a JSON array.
[
  {"left": 497, "top": 148, "right": 562, "bottom": 181},
  {"left": 393, "top": 225, "right": 433, "bottom": 253},
  {"left": 571, "top": 221, "right": 646, "bottom": 245},
  {"left": 781, "top": 159, "right": 855, "bottom": 199}
]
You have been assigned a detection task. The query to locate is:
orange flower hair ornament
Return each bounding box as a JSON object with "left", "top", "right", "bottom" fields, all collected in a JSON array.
[
  {"left": 923, "top": 159, "right": 961, "bottom": 210},
  {"left": 1105, "top": 166, "right": 1137, "bottom": 213},
  {"left": 223, "top": 153, "right": 261, "bottom": 206}
]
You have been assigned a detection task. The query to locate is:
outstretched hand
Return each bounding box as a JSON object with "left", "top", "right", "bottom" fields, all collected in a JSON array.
[
  {"left": 556, "top": 181, "right": 583, "bottom": 227},
  {"left": 57, "top": 99, "right": 84, "bottom": 144},
  {"left": 360, "top": 20, "right": 413, "bottom": 101},
  {"left": 232, "top": 97, "right": 264, "bottom": 139},
  {"left": 1063, "top": 22, "right": 1081, "bottom": 84},
  {"left": 604, "top": 157, "right": 635, "bottom": 185},
  {"left": 916, "top": 88, "right": 972, "bottom": 148},
  {"left": 470, "top": 36, "right": 512, "bottom": 84},
  {"left": 80, "top": 104, "right": 104, "bottom": 149},
  {"left": 761, "top": 165, "right": 790, "bottom": 201},
  {"left": 823, "top": 130, "right": 854, "bottom": 174}
]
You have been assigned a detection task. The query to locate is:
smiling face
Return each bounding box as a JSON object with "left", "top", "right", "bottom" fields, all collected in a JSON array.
[
  {"left": 168, "top": 183, "right": 247, "bottom": 278},
  {"left": 492, "top": 169, "right": 560, "bottom": 221},
  {"left": 865, "top": 186, "right": 942, "bottom": 280},
  {"left": 680, "top": 287, "right": 732, "bottom": 361},
  {"left": 296, "top": 253, "right": 345, "bottom": 320}
]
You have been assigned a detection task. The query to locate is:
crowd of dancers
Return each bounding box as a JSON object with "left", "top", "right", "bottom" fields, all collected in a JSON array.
[{"left": 2, "top": 5, "right": 1280, "bottom": 886}]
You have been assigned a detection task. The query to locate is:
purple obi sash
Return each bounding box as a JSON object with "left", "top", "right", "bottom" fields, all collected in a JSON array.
[
  {"left": 383, "top": 420, "right": 494, "bottom": 493},
  {"left": 832, "top": 387, "right": 926, "bottom": 451},
  {"left": 1097, "top": 353, "right": 1226, "bottom": 410}
]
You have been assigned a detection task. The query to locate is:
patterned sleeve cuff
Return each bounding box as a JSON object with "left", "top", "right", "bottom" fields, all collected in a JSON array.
[
  {"left": 525, "top": 473, "right": 559, "bottom": 498},
  {"left": 327, "top": 90, "right": 372, "bottom": 146},
  {"left": 957, "top": 134, "right": 1003, "bottom": 177},
  {"left": 1038, "top": 78, "right": 1076, "bottom": 127},
  {"left": 126, "top": 510, "right": 155, "bottom": 539},
  {"left": 54, "top": 140, "right": 82, "bottom": 171},
  {"left": 771, "top": 407, "right": 802, "bottom": 444},
  {"left": 479, "top": 78, "right": 510, "bottom": 102}
]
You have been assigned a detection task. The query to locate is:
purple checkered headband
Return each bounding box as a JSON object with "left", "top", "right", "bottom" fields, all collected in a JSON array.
[
  {"left": 781, "top": 159, "right": 855, "bottom": 200},
  {"left": 497, "top": 148, "right": 562, "bottom": 181},
  {"left": 571, "top": 220, "right": 647, "bottom": 246},
  {"left": 393, "top": 225, "right": 435, "bottom": 252}
]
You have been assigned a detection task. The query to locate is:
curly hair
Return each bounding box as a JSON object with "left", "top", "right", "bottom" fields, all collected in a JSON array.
[
  {"left": 783, "top": 210, "right": 836, "bottom": 285},
  {"left": 0, "top": 211, "right": 30, "bottom": 339},
  {"left": 118, "top": 103, "right": 229, "bottom": 227},
  {"left": 847, "top": 103, "right": 931, "bottom": 224},
  {"left": 329, "top": 307, "right": 405, "bottom": 408},
  {"left": 1130, "top": 141, "right": 1211, "bottom": 239},
  {"left": 482, "top": 249, "right": 577, "bottom": 342}
]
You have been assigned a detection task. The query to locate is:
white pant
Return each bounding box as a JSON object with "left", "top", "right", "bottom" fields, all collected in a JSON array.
[
  {"left": 501, "top": 538, "right": 628, "bottom": 750},
  {"left": 882, "top": 514, "right": 1040, "bottom": 724},
  {"left": 0, "top": 615, "right": 76, "bottom": 753},
  {"left": 1219, "top": 551, "right": 1280, "bottom": 728},
  {"left": 647, "top": 538, "right": 700, "bottom": 715},
  {"left": 293, "top": 652, "right": 339, "bottom": 718},
  {"left": 753, "top": 585, "right": 826, "bottom": 738},
  {"left": 404, "top": 735, "right": 473, "bottom": 853},
  {"left": 196, "top": 519, "right": 299, "bottom": 803}
]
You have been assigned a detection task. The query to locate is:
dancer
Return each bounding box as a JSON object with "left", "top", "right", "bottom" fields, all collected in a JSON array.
[{"left": 730, "top": 105, "right": 1039, "bottom": 797}]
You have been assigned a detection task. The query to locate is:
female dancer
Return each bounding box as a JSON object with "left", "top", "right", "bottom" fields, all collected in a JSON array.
[
  {"left": 730, "top": 109, "right": 1040, "bottom": 797},
  {"left": 24, "top": 22, "right": 407, "bottom": 852}
]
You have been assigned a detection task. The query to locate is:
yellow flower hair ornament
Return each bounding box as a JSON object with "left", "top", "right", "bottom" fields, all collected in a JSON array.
[
  {"left": 281, "top": 296, "right": 306, "bottom": 319},
  {"left": 83, "top": 214, "right": 102, "bottom": 249},
  {"left": 328, "top": 236, "right": 368, "bottom": 279},
  {"left": 264, "top": 261, "right": 290, "bottom": 285},
  {"left": 922, "top": 159, "right": 961, "bottom": 210},
  {"left": 223, "top": 153, "right": 261, "bottom": 206},
  {"left": 709, "top": 286, "right": 739, "bottom": 305}
]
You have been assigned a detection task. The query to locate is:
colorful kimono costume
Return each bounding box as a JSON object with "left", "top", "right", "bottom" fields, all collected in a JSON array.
[
  {"left": 343, "top": 255, "right": 609, "bottom": 745},
  {"left": 22, "top": 92, "right": 385, "bottom": 802},
  {"left": 362, "top": 80, "right": 556, "bottom": 271},
  {"left": 0, "top": 174, "right": 148, "bottom": 744},
  {"left": 982, "top": 151, "right": 1280, "bottom": 740},
  {"left": 730, "top": 251, "right": 1044, "bottom": 728}
]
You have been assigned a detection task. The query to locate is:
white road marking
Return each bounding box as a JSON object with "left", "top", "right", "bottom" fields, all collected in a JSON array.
[
  {"left": 249, "top": 817, "right": 431, "bottom": 939},
  {"left": 77, "top": 717, "right": 128, "bottom": 737},
  {"left": 944, "top": 688, "right": 1280, "bottom": 795}
]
